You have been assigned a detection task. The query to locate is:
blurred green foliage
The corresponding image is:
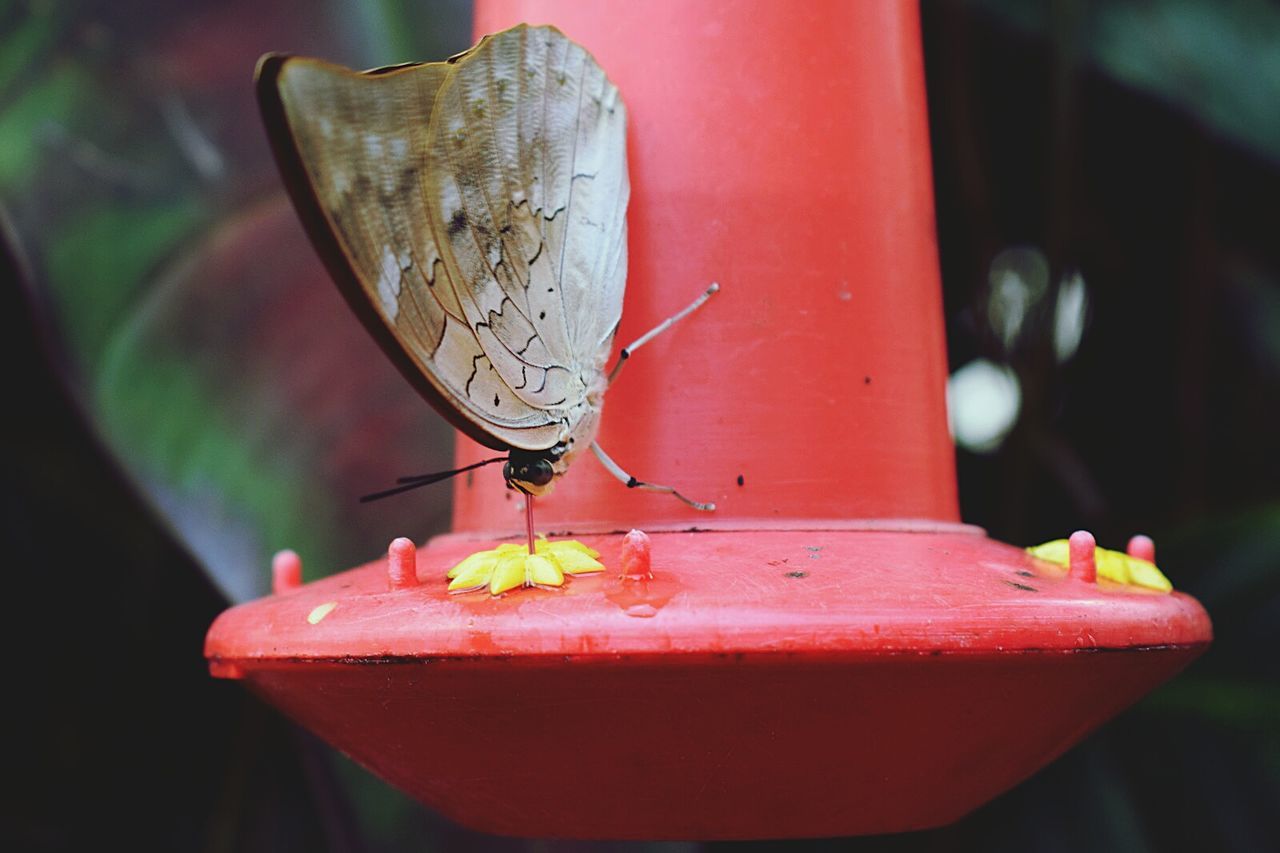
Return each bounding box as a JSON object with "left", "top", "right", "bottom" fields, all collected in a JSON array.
[
  {"left": 1, "top": 0, "right": 466, "bottom": 602},
  {"left": 979, "top": 0, "right": 1280, "bottom": 164},
  {"left": 49, "top": 197, "right": 208, "bottom": 363},
  {"left": 0, "top": 65, "right": 83, "bottom": 187}
]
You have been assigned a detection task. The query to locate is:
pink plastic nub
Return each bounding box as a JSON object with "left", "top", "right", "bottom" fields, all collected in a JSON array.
[
  {"left": 387, "top": 538, "right": 419, "bottom": 590},
  {"left": 619, "top": 529, "right": 653, "bottom": 580},
  {"left": 1127, "top": 534, "right": 1156, "bottom": 564},
  {"left": 1068, "top": 530, "right": 1097, "bottom": 583},
  {"left": 271, "top": 549, "right": 303, "bottom": 594}
]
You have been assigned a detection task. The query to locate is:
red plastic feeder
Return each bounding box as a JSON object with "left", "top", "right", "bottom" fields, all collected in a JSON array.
[{"left": 206, "top": 0, "right": 1211, "bottom": 840}]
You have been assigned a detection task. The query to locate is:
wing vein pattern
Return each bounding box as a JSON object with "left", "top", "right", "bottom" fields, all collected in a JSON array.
[{"left": 269, "top": 24, "right": 628, "bottom": 451}]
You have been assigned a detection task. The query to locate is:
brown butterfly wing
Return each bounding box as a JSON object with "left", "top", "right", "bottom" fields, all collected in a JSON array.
[{"left": 257, "top": 51, "right": 565, "bottom": 451}]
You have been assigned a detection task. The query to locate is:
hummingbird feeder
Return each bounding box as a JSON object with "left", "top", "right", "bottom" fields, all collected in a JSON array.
[{"left": 206, "top": 0, "right": 1211, "bottom": 839}]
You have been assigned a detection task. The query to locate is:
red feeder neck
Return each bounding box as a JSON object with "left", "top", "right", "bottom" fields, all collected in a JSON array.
[{"left": 454, "top": 0, "right": 957, "bottom": 535}]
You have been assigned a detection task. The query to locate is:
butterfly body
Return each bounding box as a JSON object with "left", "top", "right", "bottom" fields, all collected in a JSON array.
[
  {"left": 502, "top": 387, "right": 603, "bottom": 496},
  {"left": 257, "top": 24, "right": 627, "bottom": 498}
]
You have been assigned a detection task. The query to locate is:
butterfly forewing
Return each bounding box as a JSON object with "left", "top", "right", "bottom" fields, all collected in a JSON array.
[{"left": 259, "top": 25, "right": 627, "bottom": 453}]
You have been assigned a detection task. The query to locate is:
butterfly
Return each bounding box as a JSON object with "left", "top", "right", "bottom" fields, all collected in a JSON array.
[{"left": 256, "top": 24, "right": 714, "bottom": 519}]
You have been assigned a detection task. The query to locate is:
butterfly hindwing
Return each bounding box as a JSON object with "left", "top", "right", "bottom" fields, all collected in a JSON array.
[{"left": 426, "top": 25, "right": 629, "bottom": 403}]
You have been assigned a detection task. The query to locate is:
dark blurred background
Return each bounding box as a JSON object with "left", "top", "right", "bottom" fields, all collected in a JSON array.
[{"left": 2, "top": 0, "right": 1277, "bottom": 850}]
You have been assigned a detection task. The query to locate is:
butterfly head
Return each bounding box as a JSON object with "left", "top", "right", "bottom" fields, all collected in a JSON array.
[{"left": 503, "top": 446, "right": 568, "bottom": 497}]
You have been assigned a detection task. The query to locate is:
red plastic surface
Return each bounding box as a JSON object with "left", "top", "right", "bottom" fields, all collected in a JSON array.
[
  {"left": 211, "top": 529, "right": 1209, "bottom": 660},
  {"left": 205, "top": 0, "right": 1213, "bottom": 839}
]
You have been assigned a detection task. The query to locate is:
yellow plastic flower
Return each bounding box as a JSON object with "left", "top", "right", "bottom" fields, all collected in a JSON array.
[
  {"left": 447, "top": 539, "right": 605, "bottom": 595},
  {"left": 1025, "top": 540, "right": 1173, "bottom": 592}
]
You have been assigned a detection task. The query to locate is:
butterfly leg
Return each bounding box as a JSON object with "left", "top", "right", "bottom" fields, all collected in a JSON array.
[
  {"left": 607, "top": 282, "right": 719, "bottom": 385},
  {"left": 590, "top": 442, "right": 716, "bottom": 511}
]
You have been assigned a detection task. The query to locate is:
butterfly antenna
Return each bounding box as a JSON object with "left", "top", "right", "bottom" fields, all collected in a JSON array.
[{"left": 360, "top": 456, "right": 505, "bottom": 503}]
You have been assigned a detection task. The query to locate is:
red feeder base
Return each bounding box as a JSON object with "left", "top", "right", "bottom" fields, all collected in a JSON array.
[{"left": 206, "top": 526, "right": 1209, "bottom": 839}]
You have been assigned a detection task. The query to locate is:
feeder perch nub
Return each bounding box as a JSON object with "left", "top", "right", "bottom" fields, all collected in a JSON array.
[
  {"left": 618, "top": 529, "right": 652, "bottom": 580},
  {"left": 270, "top": 549, "right": 301, "bottom": 595},
  {"left": 386, "top": 538, "right": 418, "bottom": 590},
  {"left": 1128, "top": 534, "right": 1157, "bottom": 563},
  {"left": 206, "top": 0, "right": 1211, "bottom": 841}
]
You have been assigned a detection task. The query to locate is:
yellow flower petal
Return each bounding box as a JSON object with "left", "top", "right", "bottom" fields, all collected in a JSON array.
[
  {"left": 1096, "top": 549, "right": 1172, "bottom": 592},
  {"left": 550, "top": 547, "right": 605, "bottom": 575},
  {"left": 489, "top": 553, "right": 528, "bottom": 595},
  {"left": 1125, "top": 560, "right": 1173, "bottom": 592},
  {"left": 1094, "top": 548, "right": 1134, "bottom": 584},
  {"left": 1025, "top": 539, "right": 1069, "bottom": 566},
  {"left": 447, "top": 549, "right": 499, "bottom": 580},
  {"left": 447, "top": 552, "right": 501, "bottom": 590},
  {"left": 443, "top": 540, "right": 606, "bottom": 595},
  {"left": 539, "top": 539, "right": 600, "bottom": 559},
  {"left": 1026, "top": 539, "right": 1173, "bottom": 592},
  {"left": 525, "top": 553, "right": 565, "bottom": 587}
]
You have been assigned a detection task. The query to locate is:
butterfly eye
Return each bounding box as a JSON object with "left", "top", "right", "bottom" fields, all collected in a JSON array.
[
  {"left": 523, "top": 460, "right": 555, "bottom": 487},
  {"left": 504, "top": 453, "right": 555, "bottom": 489}
]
